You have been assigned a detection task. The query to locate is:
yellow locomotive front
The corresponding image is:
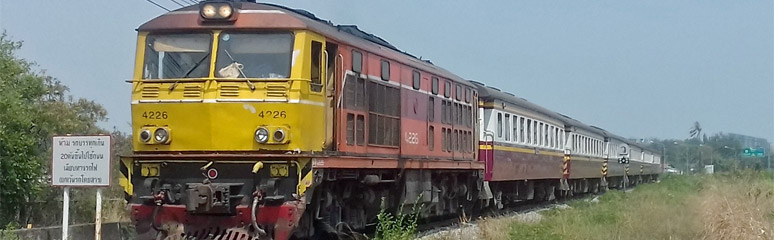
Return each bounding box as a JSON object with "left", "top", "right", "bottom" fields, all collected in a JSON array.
[
  {"left": 121, "top": 2, "right": 335, "bottom": 239},
  {"left": 132, "top": 29, "right": 329, "bottom": 153}
]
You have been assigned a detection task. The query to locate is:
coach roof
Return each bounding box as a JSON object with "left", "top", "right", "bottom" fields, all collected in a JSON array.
[{"left": 471, "top": 81, "right": 606, "bottom": 136}]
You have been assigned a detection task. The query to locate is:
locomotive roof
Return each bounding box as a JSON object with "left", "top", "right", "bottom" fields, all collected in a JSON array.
[{"left": 138, "top": 2, "right": 475, "bottom": 88}]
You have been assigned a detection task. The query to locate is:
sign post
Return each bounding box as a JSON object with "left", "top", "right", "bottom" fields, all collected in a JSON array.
[{"left": 51, "top": 135, "right": 112, "bottom": 240}]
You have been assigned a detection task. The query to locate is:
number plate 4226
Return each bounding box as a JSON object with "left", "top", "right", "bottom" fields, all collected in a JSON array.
[
  {"left": 142, "top": 111, "right": 168, "bottom": 119},
  {"left": 258, "top": 110, "right": 287, "bottom": 119}
]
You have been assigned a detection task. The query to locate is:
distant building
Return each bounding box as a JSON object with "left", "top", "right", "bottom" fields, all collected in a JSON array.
[{"left": 727, "top": 133, "right": 770, "bottom": 150}]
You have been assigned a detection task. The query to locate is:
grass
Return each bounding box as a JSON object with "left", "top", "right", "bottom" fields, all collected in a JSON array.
[
  {"left": 427, "top": 172, "right": 774, "bottom": 240},
  {"left": 375, "top": 198, "right": 422, "bottom": 240},
  {"left": 501, "top": 172, "right": 774, "bottom": 240}
]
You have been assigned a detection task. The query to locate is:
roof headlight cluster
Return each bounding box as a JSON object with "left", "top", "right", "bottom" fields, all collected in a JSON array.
[
  {"left": 201, "top": 4, "right": 217, "bottom": 18},
  {"left": 200, "top": 2, "right": 236, "bottom": 20},
  {"left": 218, "top": 5, "right": 233, "bottom": 18}
]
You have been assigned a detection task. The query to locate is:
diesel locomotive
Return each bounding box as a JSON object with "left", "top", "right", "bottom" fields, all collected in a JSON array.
[{"left": 120, "top": 1, "right": 661, "bottom": 239}]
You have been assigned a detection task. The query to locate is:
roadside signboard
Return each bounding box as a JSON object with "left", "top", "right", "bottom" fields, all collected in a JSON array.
[
  {"left": 742, "top": 148, "right": 765, "bottom": 158},
  {"left": 52, "top": 135, "right": 112, "bottom": 187},
  {"left": 51, "top": 135, "right": 112, "bottom": 240}
]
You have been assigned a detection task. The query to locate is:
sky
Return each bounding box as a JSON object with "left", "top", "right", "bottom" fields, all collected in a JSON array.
[{"left": 2, "top": 1, "right": 772, "bottom": 142}]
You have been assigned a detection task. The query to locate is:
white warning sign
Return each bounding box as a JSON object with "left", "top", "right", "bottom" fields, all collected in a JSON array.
[{"left": 51, "top": 135, "right": 112, "bottom": 187}]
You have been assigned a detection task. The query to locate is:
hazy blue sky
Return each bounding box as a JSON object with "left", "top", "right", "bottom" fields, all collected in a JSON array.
[{"left": 3, "top": 1, "right": 772, "bottom": 142}]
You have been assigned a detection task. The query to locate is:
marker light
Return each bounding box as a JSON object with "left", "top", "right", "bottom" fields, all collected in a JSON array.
[
  {"left": 201, "top": 4, "right": 217, "bottom": 18},
  {"left": 218, "top": 5, "right": 233, "bottom": 18},
  {"left": 207, "top": 168, "right": 218, "bottom": 179},
  {"left": 273, "top": 129, "right": 286, "bottom": 142},
  {"left": 139, "top": 129, "right": 152, "bottom": 143},
  {"left": 154, "top": 128, "right": 170, "bottom": 144},
  {"left": 255, "top": 127, "right": 269, "bottom": 143}
]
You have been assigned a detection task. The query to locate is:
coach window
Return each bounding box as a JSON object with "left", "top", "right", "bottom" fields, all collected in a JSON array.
[
  {"left": 444, "top": 81, "right": 451, "bottom": 98},
  {"left": 504, "top": 114, "right": 511, "bottom": 141},
  {"left": 352, "top": 50, "right": 363, "bottom": 73},
  {"left": 380, "top": 60, "right": 390, "bottom": 81},
  {"left": 465, "top": 88, "right": 471, "bottom": 103},
  {"left": 497, "top": 113, "right": 503, "bottom": 138},
  {"left": 525, "top": 119, "right": 531, "bottom": 144},
  {"left": 519, "top": 117, "right": 525, "bottom": 143},
  {"left": 544, "top": 124, "right": 549, "bottom": 147},
  {"left": 560, "top": 130, "right": 564, "bottom": 149},
  {"left": 538, "top": 123, "right": 543, "bottom": 146},
  {"left": 548, "top": 126, "right": 554, "bottom": 148},
  {"left": 431, "top": 77, "right": 439, "bottom": 95},
  {"left": 586, "top": 138, "right": 591, "bottom": 154},
  {"left": 512, "top": 116, "right": 518, "bottom": 143},
  {"left": 412, "top": 70, "right": 421, "bottom": 90}
]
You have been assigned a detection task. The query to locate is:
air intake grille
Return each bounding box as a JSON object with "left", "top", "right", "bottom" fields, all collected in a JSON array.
[
  {"left": 183, "top": 85, "right": 202, "bottom": 98},
  {"left": 220, "top": 85, "right": 240, "bottom": 97},
  {"left": 141, "top": 86, "right": 159, "bottom": 98},
  {"left": 266, "top": 83, "right": 287, "bottom": 98}
]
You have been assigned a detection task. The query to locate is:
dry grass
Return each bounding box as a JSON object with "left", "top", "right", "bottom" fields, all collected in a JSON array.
[
  {"left": 698, "top": 173, "right": 774, "bottom": 240},
  {"left": 423, "top": 172, "right": 774, "bottom": 240}
]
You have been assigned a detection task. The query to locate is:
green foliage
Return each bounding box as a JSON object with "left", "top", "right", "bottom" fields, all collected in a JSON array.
[
  {"left": 374, "top": 198, "right": 422, "bottom": 240},
  {"left": 650, "top": 132, "right": 770, "bottom": 174},
  {"left": 0, "top": 33, "right": 127, "bottom": 228}
]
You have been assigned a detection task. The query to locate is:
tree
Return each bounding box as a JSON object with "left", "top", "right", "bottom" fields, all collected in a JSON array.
[{"left": 0, "top": 33, "right": 114, "bottom": 227}]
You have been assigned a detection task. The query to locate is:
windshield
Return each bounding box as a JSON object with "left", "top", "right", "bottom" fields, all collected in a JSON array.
[
  {"left": 143, "top": 34, "right": 212, "bottom": 79},
  {"left": 215, "top": 32, "right": 293, "bottom": 78}
]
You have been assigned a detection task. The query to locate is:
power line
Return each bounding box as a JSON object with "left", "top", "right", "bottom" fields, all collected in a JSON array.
[
  {"left": 145, "top": 0, "right": 171, "bottom": 11},
  {"left": 168, "top": 0, "right": 185, "bottom": 7}
]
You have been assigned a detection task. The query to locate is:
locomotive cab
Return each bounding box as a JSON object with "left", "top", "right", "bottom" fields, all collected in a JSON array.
[
  {"left": 132, "top": 30, "right": 334, "bottom": 153},
  {"left": 124, "top": 2, "right": 337, "bottom": 239}
]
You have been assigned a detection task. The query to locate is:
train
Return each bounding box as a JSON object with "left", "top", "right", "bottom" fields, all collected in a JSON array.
[{"left": 120, "top": 1, "right": 662, "bottom": 239}]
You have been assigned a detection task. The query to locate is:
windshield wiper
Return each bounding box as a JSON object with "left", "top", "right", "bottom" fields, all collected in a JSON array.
[
  {"left": 223, "top": 49, "right": 255, "bottom": 90},
  {"left": 170, "top": 53, "right": 210, "bottom": 91}
]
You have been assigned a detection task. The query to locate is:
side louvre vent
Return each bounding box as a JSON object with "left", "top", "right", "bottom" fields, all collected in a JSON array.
[
  {"left": 220, "top": 85, "right": 240, "bottom": 97},
  {"left": 183, "top": 85, "right": 202, "bottom": 98},
  {"left": 142, "top": 86, "right": 160, "bottom": 98},
  {"left": 266, "top": 83, "right": 287, "bottom": 98}
]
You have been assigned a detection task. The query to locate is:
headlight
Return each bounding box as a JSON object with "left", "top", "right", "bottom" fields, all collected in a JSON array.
[
  {"left": 218, "top": 5, "right": 233, "bottom": 18},
  {"left": 139, "top": 129, "right": 152, "bottom": 143},
  {"left": 201, "top": 4, "right": 217, "bottom": 18},
  {"left": 273, "top": 129, "right": 286, "bottom": 142},
  {"left": 154, "top": 128, "right": 170, "bottom": 144},
  {"left": 255, "top": 127, "right": 269, "bottom": 143}
]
